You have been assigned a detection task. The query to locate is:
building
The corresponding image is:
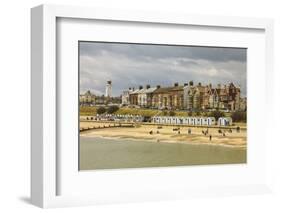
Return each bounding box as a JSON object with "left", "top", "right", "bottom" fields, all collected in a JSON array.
[
  {"left": 79, "top": 90, "right": 95, "bottom": 106},
  {"left": 184, "top": 82, "right": 242, "bottom": 111},
  {"left": 121, "top": 89, "right": 132, "bottom": 105},
  {"left": 138, "top": 85, "right": 157, "bottom": 107},
  {"left": 238, "top": 97, "right": 247, "bottom": 111},
  {"left": 129, "top": 87, "right": 142, "bottom": 106},
  {"left": 124, "top": 81, "right": 245, "bottom": 111},
  {"left": 183, "top": 81, "right": 205, "bottom": 110},
  {"left": 151, "top": 83, "right": 184, "bottom": 110},
  {"left": 105, "top": 80, "right": 112, "bottom": 98}
]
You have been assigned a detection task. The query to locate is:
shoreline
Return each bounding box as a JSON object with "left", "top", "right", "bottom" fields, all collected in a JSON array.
[
  {"left": 80, "top": 134, "right": 246, "bottom": 149},
  {"left": 80, "top": 121, "right": 247, "bottom": 149}
]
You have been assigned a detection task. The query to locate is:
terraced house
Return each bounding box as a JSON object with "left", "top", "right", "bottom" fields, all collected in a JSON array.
[
  {"left": 151, "top": 83, "right": 184, "bottom": 110},
  {"left": 138, "top": 85, "right": 157, "bottom": 108},
  {"left": 184, "top": 82, "right": 242, "bottom": 111}
]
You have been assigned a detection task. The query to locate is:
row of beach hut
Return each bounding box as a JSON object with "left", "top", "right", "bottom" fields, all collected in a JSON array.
[
  {"left": 151, "top": 116, "right": 232, "bottom": 126},
  {"left": 95, "top": 114, "right": 144, "bottom": 122},
  {"left": 94, "top": 114, "right": 232, "bottom": 126}
]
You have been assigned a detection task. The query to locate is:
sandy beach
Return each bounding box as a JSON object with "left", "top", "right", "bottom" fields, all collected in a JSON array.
[{"left": 80, "top": 121, "right": 247, "bottom": 148}]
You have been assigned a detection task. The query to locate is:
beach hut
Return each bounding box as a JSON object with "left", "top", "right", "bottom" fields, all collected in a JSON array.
[
  {"left": 166, "top": 117, "right": 172, "bottom": 124},
  {"left": 177, "top": 117, "right": 184, "bottom": 125},
  {"left": 182, "top": 117, "right": 189, "bottom": 125},
  {"left": 199, "top": 117, "right": 213, "bottom": 126},
  {"left": 218, "top": 117, "right": 232, "bottom": 126},
  {"left": 161, "top": 117, "right": 167, "bottom": 124},
  {"left": 206, "top": 117, "right": 216, "bottom": 126},
  {"left": 188, "top": 117, "right": 195, "bottom": 125},
  {"left": 194, "top": 117, "right": 201, "bottom": 125},
  {"left": 171, "top": 117, "right": 177, "bottom": 124},
  {"left": 152, "top": 116, "right": 159, "bottom": 123},
  {"left": 200, "top": 117, "right": 207, "bottom": 125}
]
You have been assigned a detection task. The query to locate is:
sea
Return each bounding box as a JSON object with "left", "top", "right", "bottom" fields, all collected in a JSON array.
[{"left": 79, "top": 136, "right": 246, "bottom": 170}]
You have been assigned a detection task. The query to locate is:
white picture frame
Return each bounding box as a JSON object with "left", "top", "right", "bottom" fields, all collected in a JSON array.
[{"left": 31, "top": 4, "right": 274, "bottom": 208}]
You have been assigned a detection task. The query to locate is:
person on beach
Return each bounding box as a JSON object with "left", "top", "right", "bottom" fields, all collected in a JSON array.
[
  {"left": 178, "top": 131, "right": 180, "bottom": 134},
  {"left": 204, "top": 129, "right": 208, "bottom": 136},
  {"left": 188, "top": 128, "right": 191, "bottom": 134},
  {"left": 236, "top": 126, "right": 240, "bottom": 133},
  {"left": 209, "top": 135, "right": 212, "bottom": 141},
  {"left": 149, "top": 130, "right": 153, "bottom": 135}
]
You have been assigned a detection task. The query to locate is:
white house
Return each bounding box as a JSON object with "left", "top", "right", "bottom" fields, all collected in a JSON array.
[
  {"left": 121, "top": 89, "right": 132, "bottom": 105},
  {"left": 137, "top": 85, "right": 157, "bottom": 107}
]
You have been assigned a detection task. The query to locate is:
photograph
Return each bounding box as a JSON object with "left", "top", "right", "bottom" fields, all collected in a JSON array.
[{"left": 79, "top": 41, "right": 247, "bottom": 170}]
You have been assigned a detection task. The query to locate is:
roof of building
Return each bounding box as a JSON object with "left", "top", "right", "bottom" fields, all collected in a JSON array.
[
  {"left": 153, "top": 86, "right": 184, "bottom": 94},
  {"left": 139, "top": 87, "right": 157, "bottom": 94},
  {"left": 130, "top": 89, "right": 140, "bottom": 95},
  {"left": 80, "top": 90, "right": 95, "bottom": 96}
]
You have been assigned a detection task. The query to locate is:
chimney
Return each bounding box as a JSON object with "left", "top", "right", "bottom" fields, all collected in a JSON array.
[
  {"left": 184, "top": 83, "right": 188, "bottom": 86},
  {"left": 198, "top": 82, "right": 202, "bottom": 86},
  {"left": 189, "top": 81, "right": 194, "bottom": 86},
  {"left": 174, "top": 82, "right": 179, "bottom": 87},
  {"left": 129, "top": 87, "right": 131, "bottom": 90},
  {"left": 157, "top": 85, "right": 161, "bottom": 89},
  {"left": 146, "top": 84, "right": 151, "bottom": 89},
  {"left": 133, "top": 87, "right": 135, "bottom": 91},
  {"left": 139, "top": 85, "right": 143, "bottom": 90}
]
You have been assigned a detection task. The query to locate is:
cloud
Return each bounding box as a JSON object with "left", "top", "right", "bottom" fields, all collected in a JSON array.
[
  {"left": 80, "top": 42, "right": 246, "bottom": 62},
  {"left": 79, "top": 42, "right": 247, "bottom": 97}
]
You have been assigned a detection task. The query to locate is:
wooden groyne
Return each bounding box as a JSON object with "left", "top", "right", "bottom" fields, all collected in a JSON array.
[{"left": 80, "top": 123, "right": 134, "bottom": 132}]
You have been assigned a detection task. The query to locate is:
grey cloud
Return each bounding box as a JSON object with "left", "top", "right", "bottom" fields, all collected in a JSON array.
[
  {"left": 80, "top": 42, "right": 246, "bottom": 62},
  {"left": 79, "top": 42, "right": 247, "bottom": 97}
]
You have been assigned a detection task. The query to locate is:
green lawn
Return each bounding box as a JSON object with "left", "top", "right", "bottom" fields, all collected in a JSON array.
[
  {"left": 80, "top": 106, "right": 234, "bottom": 118},
  {"left": 80, "top": 106, "right": 161, "bottom": 117},
  {"left": 80, "top": 106, "right": 98, "bottom": 116}
]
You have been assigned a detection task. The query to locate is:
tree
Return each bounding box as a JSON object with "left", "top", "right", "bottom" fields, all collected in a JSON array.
[
  {"left": 163, "top": 110, "right": 168, "bottom": 116},
  {"left": 168, "top": 111, "right": 175, "bottom": 116},
  {"left": 195, "top": 111, "right": 201, "bottom": 116},
  {"left": 202, "top": 111, "right": 208, "bottom": 117},
  {"left": 231, "top": 111, "right": 247, "bottom": 122},
  {"left": 210, "top": 110, "right": 225, "bottom": 120},
  {"left": 107, "top": 105, "right": 119, "bottom": 114},
  {"left": 96, "top": 106, "right": 106, "bottom": 114}
]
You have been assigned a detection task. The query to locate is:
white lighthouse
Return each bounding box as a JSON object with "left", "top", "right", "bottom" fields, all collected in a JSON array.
[{"left": 105, "top": 80, "right": 112, "bottom": 97}]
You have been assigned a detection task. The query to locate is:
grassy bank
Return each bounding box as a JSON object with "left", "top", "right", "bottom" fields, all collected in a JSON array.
[
  {"left": 80, "top": 106, "right": 236, "bottom": 118},
  {"left": 80, "top": 106, "right": 163, "bottom": 116},
  {"left": 80, "top": 106, "right": 98, "bottom": 116}
]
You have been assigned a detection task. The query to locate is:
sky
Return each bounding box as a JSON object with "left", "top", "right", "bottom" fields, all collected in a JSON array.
[{"left": 79, "top": 42, "right": 247, "bottom": 97}]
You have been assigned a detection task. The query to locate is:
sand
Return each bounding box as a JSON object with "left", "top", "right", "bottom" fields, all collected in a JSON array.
[{"left": 80, "top": 121, "right": 247, "bottom": 148}]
